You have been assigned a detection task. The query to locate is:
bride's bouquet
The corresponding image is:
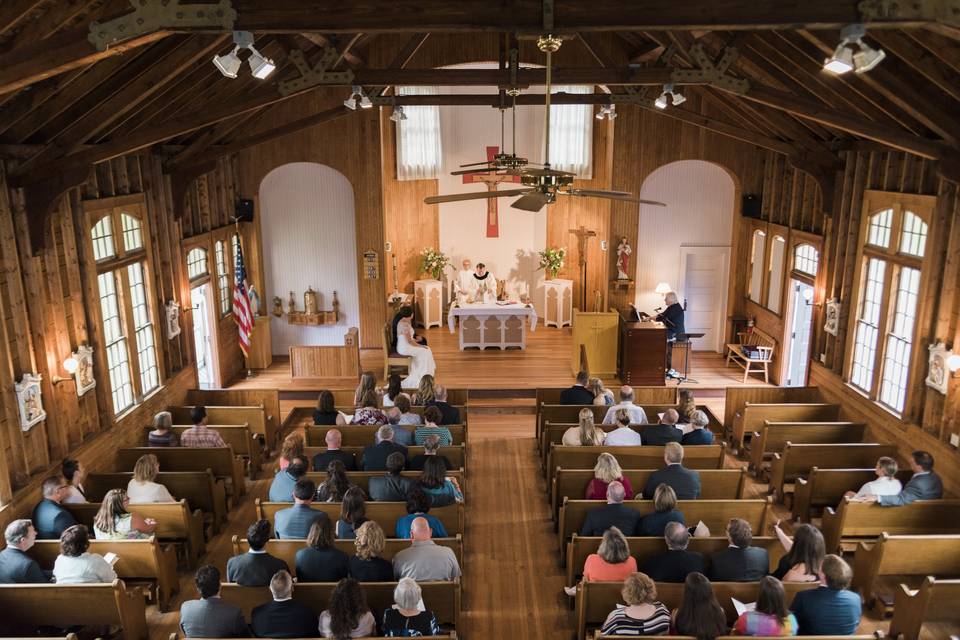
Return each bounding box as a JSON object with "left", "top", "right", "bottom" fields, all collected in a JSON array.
[{"left": 420, "top": 247, "right": 450, "bottom": 281}]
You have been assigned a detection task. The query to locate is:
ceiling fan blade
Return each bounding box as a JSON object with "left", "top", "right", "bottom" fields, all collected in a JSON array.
[
  {"left": 450, "top": 168, "right": 499, "bottom": 176},
  {"left": 637, "top": 199, "right": 668, "bottom": 207},
  {"left": 458, "top": 161, "right": 495, "bottom": 167},
  {"left": 511, "top": 192, "right": 552, "bottom": 212},
  {"left": 522, "top": 167, "right": 575, "bottom": 178},
  {"left": 561, "top": 189, "right": 667, "bottom": 207},
  {"left": 424, "top": 188, "right": 532, "bottom": 205}
]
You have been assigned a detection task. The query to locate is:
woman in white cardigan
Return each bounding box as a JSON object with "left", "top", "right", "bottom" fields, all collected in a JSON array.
[
  {"left": 53, "top": 525, "right": 116, "bottom": 584},
  {"left": 126, "top": 453, "right": 175, "bottom": 503}
]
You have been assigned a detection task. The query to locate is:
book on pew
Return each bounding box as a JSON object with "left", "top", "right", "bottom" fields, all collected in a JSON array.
[
  {"left": 732, "top": 597, "right": 756, "bottom": 616},
  {"left": 692, "top": 521, "right": 711, "bottom": 537},
  {"left": 103, "top": 552, "right": 119, "bottom": 566},
  {"left": 338, "top": 411, "right": 355, "bottom": 424}
]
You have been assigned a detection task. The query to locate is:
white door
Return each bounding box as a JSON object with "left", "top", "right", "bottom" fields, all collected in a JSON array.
[
  {"left": 679, "top": 246, "right": 730, "bottom": 352},
  {"left": 786, "top": 279, "right": 815, "bottom": 386},
  {"left": 191, "top": 285, "right": 215, "bottom": 387}
]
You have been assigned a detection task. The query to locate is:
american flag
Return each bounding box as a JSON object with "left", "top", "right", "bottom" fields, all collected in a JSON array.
[{"left": 232, "top": 233, "right": 253, "bottom": 357}]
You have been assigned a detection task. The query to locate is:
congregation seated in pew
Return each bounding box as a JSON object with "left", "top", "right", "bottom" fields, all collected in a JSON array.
[
  {"left": 731, "top": 575, "right": 798, "bottom": 636},
  {"left": 598, "top": 571, "right": 671, "bottom": 636},
  {"left": 636, "top": 485, "right": 684, "bottom": 537},
  {"left": 61, "top": 458, "right": 88, "bottom": 504},
  {"left": 180, "top": 564, "right": 249, "bottom": 638},
  {"left": 417, "top": 457, "right": 463, "bottom": 507},
  {"left": 351, "top": 521, "right": 395, "bottom": 582},
  {"left": 314, "top": 430, "right": 358, "bottom": 471},
  {"left": 707, "top": 518, "right": 768, "bottom": 582},
  {"left": 382, "top": 373, "right": 404, "bottom": 408},
  {"left": 314, "top": 390, "right": 340, "bottom": 426},
  {"left": 392, "top": 393, "right": 422, "bottom": 427},
  {"left": 639, "top": 522, "right": 705, "bottom": 583},
  {"left": 227, "top": 519, "right": 288, "bottom": 587},
  {"left": 181, "top": 405, "right": 228, "bottom": 448},
  {"left": 0, "top": 519, "right": 49, "bottom": 583},
  {"left": 127, "top": 454, "right": 176, "bottom": 503},
  {"left": 392, "top": 517, "right": 461, "bottom": 582},
  {"left": 772, "top": 522, "right": 824, "bottom": 583},
  {"left": 586, "top": 453, "right": 635, "bottom": 500},
  {"left": 278, "top": 433, "right": 306, "bottom": 471},
  {"left": 672, "top": 572, "right": 728, "bottom": 639},
  {"left": 858, "top": 449, "right": 943, "bottom": 506},
  {"left": 641, "top": 409, "right": 683, "bottom": 447},
  {"left": 383, "top": 408, "right": 414, "bottom": 446},
  {"left": 397, "top": 488, "right": 448, "bottom": 539},
  {"left": 269, "top": 456, "right": 309, "bottom": 502},
  {"left": 590, "top": 377, "right": 616, "bottom": 406},
  {"left": 363, "top": 426, "right": 409, "bottom": 471},
  {"left": 602, "top": 386, "right": 649, "bottom": 425},
  {"left": 675, "top": 389, "right": 698, "bottom": 425},
  {"left": 424, "top": 385, "right": 460, "bottom": 426},
  {"left": 409, "top": 435, "right": 452, "bottom": 472},
  {"left": 53, "top": 524, "right": 117, "bottom": 584},
  {"left": 275, "top": 479, "right": 326, "bottom": 539},
  {"left": 680, "top": 410, "right": 714, "bottom": 446},
  {"left": 93, "top": 488, "right": 156, "bottom": 540},
  {"left": 791, "top": 554, "right": 862, "bottom": 636},
  {"left": 337, "top": 487, "right": 367, "bottom": 539},
  {"left": 297, "top": 518, "right": 349, "bottom": 582},
  {"left": 843, "top": 455, "right": 902, "bottom": 500},
  {"left": 564, "top": 408, "right": 607, "bottom": 446},
  {"left": 641, "top": 442, "right": 700, "bottom": 500},
  {"left": 251, "top": 569, "right": 317, "bottom": 638},
  {"left": 583, "top": 527, "right": 637, "bottom": 584},
  {"left": 580, "top": 482, "right": 642, "bottom": 537},
  {"left": 316, "top": 460, "right": 356, "bottom": 502},
  {"left": 561, "top": 371, "right": 596, "bottom": 405},
  {"left": 603, "top": 409, "right": 643, "bottom": 446},
  {"left": 370, "top": 453, "right": 415, "bottom": 501},
  {"left": 354, "top": 390, "right": 388, "bottom": 425},
  {"left": 382, "top": 577, "right": 443, "bottom": 637},
  {"left": 415, "top": 406, "right": 453, "bottom": 446}
]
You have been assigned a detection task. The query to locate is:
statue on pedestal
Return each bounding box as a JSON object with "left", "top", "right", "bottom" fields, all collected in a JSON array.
[{"left": 616, "top": 237, "right": 632, "bottom": 280}]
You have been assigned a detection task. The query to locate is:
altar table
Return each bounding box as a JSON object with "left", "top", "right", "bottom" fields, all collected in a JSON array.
[{"left": 447, "top": 302, "right": 538, "bottom": 350}]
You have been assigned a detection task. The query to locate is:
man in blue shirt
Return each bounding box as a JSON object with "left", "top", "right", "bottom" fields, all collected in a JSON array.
[
  {"left": 268, "top": 456, "right": 308, "bottom": 502},
  {"left": 791, "top": 554, "right": 862, "bottom": 635}
]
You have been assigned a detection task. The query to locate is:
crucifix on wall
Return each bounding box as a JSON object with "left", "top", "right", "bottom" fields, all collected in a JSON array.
[
  {"left": 462, "top": 146, "right": 521, "bottom": 238},
  {"left": 570, "top": 225, "right": 598, "bottom": 310}
]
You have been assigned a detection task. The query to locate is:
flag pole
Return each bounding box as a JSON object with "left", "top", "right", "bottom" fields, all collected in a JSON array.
[{"left": 235, "top": 216, "right": 257, "bottom": 380}]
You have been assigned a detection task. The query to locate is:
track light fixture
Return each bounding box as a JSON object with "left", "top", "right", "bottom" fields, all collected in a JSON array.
[
  {"left": 653, "top": 84, "right": 685, "bottom": 109},
  {"left": 823, "top": 24, "right": 886, "bottom": 75},
  {"left": 389, "top": 106, "right": 407, "bottom": 122},
  {"left": 344, "top": 85, "right": 373, "bottom": 110},
  {"left": 595, "top": 104, "right": 617, "bottom": 120},
  {"left": 212, "top": 31, "right": 275, "bottom": 80}
]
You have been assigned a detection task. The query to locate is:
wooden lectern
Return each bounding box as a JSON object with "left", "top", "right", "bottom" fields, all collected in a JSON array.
[
  {"left": 571, "top": 310, "right": 619, "bottom": 377},
  {"left": 618, "top": 311, "right": 667, "bottom": 386}
]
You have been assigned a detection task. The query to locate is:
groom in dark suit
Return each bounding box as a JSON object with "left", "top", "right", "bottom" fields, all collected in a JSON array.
[
  {"left": 863, "top": 450, "right": 943, "bottom": 506},
  {"left": 708, "top": 518, "right": 769, "bottom": 582}
]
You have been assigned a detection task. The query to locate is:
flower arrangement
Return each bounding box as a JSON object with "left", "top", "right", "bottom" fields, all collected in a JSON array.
[
  {"left": 538, "top": 246, "right": 566, "bottom": 280},
  {"left": 420, "top": 247, "right": 450, "bottom": 281}
]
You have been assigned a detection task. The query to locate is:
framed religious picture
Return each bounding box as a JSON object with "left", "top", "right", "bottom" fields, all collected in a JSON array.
[
  {"left": 925, "top": 342, "right": 951, "bottom": 395},
  {"left": 15, "top": 373, "right": 46, "bottom": 431},
  {"left": 166, "top": 300, "right": 181, "bottom": 339},
  {"left": 823, "top": 298, "right": 839, "bottom": 336},
  {"left": 73, "top": 345, "right": 96, "bottom": 397}
]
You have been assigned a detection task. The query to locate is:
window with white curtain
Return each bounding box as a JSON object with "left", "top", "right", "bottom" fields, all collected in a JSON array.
[
  {"left": 766, "top": 235, "right": 786, "bottom": 313},
  {"left": 748, "top": 230, "right": 766, "bottom": 303},
  {"left": 548, "top": 85, "right": 593, "bottom": 178},
  {"left": 396, "top": 86, "right": 442, "bottom": 181}
]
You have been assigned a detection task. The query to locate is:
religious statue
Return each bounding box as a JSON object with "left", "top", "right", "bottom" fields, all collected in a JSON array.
[
  {"left": 287, "top": 291, "right": 296, "bottom": 315},
  {"left": 248, "top": 282, "right": 261, "bottom": 316},
  {"left": 272, "top": 296, "right": 283, "bottom": 317},
  {"left": 616, "top": 237, "right": 632, "bottom": 280}
]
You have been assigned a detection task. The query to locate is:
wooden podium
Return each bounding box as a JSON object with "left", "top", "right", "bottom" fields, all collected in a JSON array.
[
  {"left": 618, "top": 311, "right": 667, "bottom": 386},
  {"left": 570, "top": 310, "right": 619, "bottom": 377}
]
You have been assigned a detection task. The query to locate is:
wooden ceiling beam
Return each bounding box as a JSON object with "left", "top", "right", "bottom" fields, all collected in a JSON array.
[
  {"left": 908, "top": 29, "right": 960, "bottom": 73},
  {"left": 299, "top": 32, "right": 366, "bottom": 68},
  {"left": 276, "top": 66, "right": 677, "bottom": 86},
  {"left": 167, "top": 109, "right": 266, "bottom": 165},
  {"left": 0, "top": 67, "right": 90, "bottom": 141},
  {"left": 868, "top": 30, "right": 960, "bottom": 103},
  {"left": 0, "top": 0, "right": 46, "bottom": 39}
]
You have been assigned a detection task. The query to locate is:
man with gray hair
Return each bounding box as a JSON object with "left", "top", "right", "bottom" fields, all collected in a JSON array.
[
  {"left": 681, "top": 409, "right": 714, "bottom": 446},
  {"left": 602, "top": 386, "right": 649, "bottom": 425},
  {"left": 393, "top": 517, "right": 461, "bottom": 581},
  {"left": 382, "top": 408, "right": 414, "bottom": 446},
  {"left": 0, "top": 519, "right": 49, "bottom": 583},
  {"left": 425, "top": 385, "right": 459, "bottom": 425},
  {"left": 579, "top": 481, "right": 642, "bottom": 536},
  {"left": 362, "top": 425, "right": 408, "bottom": 471},
  {"left": 641, "top": 408, "right": 683, "bottom": 446},
  {"left": 639, "top": 521, "right": 705, "bottom": 582},
  {"left": 250, "top": 570, "right": 317, "bottom": 637},
  {"left": 642, "top": 442, "right": 701, "bottom": 499}
]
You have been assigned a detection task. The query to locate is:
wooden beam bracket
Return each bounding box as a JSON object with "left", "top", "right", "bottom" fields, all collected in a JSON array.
[
  {"left": 671, "top": 44, "right": 750, "bottom": 94},
  {"left": 18, "top": 164, "right": 90, "bottom": 254},
  {"left": 88, "top": 0, "right": 236, "bottom": 51},
  {"left": 278, "top": 47, "right": 355, "bottom": 96},
  {"left": 858, "top": 0, "right": 960, "bottom": 29},
  {"left": 789, "top": 155, "right": 840, "bottom": 216}
]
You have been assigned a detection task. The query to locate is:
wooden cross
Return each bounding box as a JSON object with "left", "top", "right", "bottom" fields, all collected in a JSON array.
[
  {"left": 569, "top": 225, "right": 598, "bottom": 309},
  {"left": 462, "top": 145, "right": 520, "bottom": 238}
]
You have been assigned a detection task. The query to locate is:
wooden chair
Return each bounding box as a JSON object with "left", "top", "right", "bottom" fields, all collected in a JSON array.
[
  {"left": 792, "top": 467, "right": 913, "bottom": 522},
  {"left": 732, "top": 402, "right": 840, "bottom": 452},
  {"left": 234, "top": 534, "right": 464, "bottom": 567},
  {"left": 383, "top": 322, "right": 411, "bottom": 379},
  {"left": 117, "top": 446, "right": 246, "bottom": 496},
  {"left": 851, "top": 533, "right": 960, "bottom": 614},
  {"left": 0, "top": 580, "right": 148, "bottom": 640},
  {"left": 889, "top": 577, "right": 960, "bottom": 640},
  {"left": 565, "top": 535, "right": 784, "bottom": 586},
  {"left": 821, "top": 498, "right": 960, "bottom": 552},
  {"left": 255, "top": 499, "right": 465, "bottom": 536},
  {"left": 748, "top": 421, "right": 866, "bottom": 474},
  {"left": 768, "top": 442, "right": 898, "bottom": 500},
  {"left": 28, "top": 537, "right": 179, "bottom": 611},
  {"left": 724, "top": 328, "right": 776, "bottom": 383}
]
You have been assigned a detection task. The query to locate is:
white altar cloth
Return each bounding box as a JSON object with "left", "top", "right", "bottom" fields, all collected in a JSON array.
[{"left": 447, "top": 302, "right": 538, "bottom": 350}]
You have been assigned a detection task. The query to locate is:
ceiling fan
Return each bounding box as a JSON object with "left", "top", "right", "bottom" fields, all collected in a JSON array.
[
  {"left": 450, "top": 98, "right": 538, "bottom": 177},
  {"left": 425, "top": 35, "right": 667, "bottom": 212}
]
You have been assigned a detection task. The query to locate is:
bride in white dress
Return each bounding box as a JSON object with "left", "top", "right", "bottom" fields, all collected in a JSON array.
[{"left": 395, "top": 307, "right": 436, "bottom": 389}]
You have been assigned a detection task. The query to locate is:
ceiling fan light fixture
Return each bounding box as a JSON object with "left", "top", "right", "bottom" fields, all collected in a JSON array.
[
  {"left": 247, "top": 46, "right": 276, "bottom": 79},
  {"left": 359, "top": 94, "right": 373, "bottom": 109},
  {"left": 212, "top": 47, "right": 242, "bottom": 78},
  {"left": 654, "top": 93, "right": 668, "bottom": 109},
  {"left": 823, "top": 44, "right": 855, "bottom": 74},
  {"left": 853, "top": 42, "right": 886, "bottom": 73},
  {"left": 390, "top": 106, "right": 407, "bottom": 122}
]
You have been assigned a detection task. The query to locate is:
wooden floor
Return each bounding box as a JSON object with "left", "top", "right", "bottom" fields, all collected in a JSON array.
[{"left": 232, "top": 325, "right": 774, "bottom": 391}]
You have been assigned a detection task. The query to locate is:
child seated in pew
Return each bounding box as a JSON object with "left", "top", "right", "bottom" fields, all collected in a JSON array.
[
  {"left": 127, "top": 454, "right": 175, "bottom": 503},
  {"left": 93, "top": 488, "right": 156, "bottom": 540},
  {"left": 148, "top": 411, "right": 178, "bottom": 447}
]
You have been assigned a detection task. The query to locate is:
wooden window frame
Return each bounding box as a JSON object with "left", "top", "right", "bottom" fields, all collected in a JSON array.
[
  {"left": 844, "top": 189, "right": 937, "bottom": 418},
  {"left": 82, "top": 194, "right": 164, "bottom": 418},
  {"left": 790, "top": 233, "right": 822, "bottom": 285},
  {"left": 185, "top": 245, "right": 210, "bottom": 284},
  {"left": 745, "top": 220, "right": 792, "bottom": 318},
  {"left": 766, "top": 233, "right": 788, "bottom": 315}
]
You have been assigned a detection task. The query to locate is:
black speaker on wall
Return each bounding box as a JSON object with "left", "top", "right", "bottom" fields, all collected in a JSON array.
[
  {"left": 235, "top": 199, "right": 254, "bottom": 222},
  {"left": 742, "top": 194, "right": 762, "bottom": 219}
]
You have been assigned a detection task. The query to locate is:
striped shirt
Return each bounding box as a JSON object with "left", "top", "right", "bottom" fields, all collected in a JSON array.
[
  {"left": 414, "top": 425, "right": 452, "bottom": 446},
  {"left": 600, "top": 603, "right": 671, "bottom": 636},
  {"left": 179, "top": 425, "right": 227, "bottom": 448}
]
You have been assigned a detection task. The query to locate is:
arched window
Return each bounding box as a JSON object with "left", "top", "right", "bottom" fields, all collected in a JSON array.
[
  {"left": 794, "top": 244, "right": 819, "bottom": 276},
  {"left": 849, "top": 193, "right": 935, "bottom": 415},
  {"left": 215, "top": 240, "right": 231, "bottom": 315},
  {"left": 186, "top": 247, "right": 209, "bottom": 280},
  {"left": 85, "top": 199, "right": 161, "bottom": 414},
  {"left": 748, "top": 230, "right": 766, "bottom": 303},
  {"left": 766, "top": 235, "right": 786, "bottom": 313}
]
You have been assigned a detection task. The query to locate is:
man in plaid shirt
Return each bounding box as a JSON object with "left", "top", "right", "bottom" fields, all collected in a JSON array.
[{"left": 180, "top": 406, "right": 227, "bottom": 448}]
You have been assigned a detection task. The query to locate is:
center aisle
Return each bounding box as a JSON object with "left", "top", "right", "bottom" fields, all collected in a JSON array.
[{"left": 462, "top": 414, "right": 572, "bottom": 638}]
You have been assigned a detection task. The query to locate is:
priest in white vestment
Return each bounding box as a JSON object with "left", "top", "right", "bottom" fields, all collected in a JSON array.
[{"left": 454, "top": 259, "right": 474, "bottom": 298}]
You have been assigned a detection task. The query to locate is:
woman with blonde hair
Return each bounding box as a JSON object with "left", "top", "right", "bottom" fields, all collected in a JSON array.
[
  {"left": 562, "top": 408, "right": 606, "bottom": 446},
  {"left": 586, "top": 453, "right": 635, "bottom": 499},
  {"left": 599, "top": 572, "right": 671, "bottom": 636},
  {"left": 127, "top": 454, "right": 175, "bottom": 503},
  {"left": 278, "top": 433, "right": 305, "bottom": 471},
  {"left": 413, "top": 374, "right": 436, "bottom": 405},
  {"left": 637, "top": 484, "right": 685, "bottom": 536},
  {"left": 350, "top": 520, "right": 394, "bottom": 581},
  {"left": 353, "top": 372, "right": 379, "bottom": 408},
  {"left": 584, "top": 526, "right": 638, "bottom": 582},
  {"left": 676, "top": 389, "right": 697, "bottom": 424},
  {"left": 148, "top": 410, "right": 178, "bottom": 446},
  {"left": 590, "top": 378, "right": 615, "bottom": 406},
  {"left": 93, "top": 489, "right": 155, "bottom": 539}
]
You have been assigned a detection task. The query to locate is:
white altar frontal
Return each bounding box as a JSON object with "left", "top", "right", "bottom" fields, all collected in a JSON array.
[{"left": 448, "top": 302, "right": 538, "bottom": 350}]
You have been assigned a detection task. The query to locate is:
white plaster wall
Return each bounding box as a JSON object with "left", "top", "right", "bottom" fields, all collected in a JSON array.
[
  {"left": 634, "top": 160, "right": 736, "bottom": 313},
  {"left": 259, "top": 162, "right": 360, "bottom": 355}
]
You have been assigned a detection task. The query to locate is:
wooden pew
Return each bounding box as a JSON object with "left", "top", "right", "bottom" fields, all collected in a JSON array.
[
  {"left": 851, "top": 533, "right": 960, "bottom": 613},
  {"left": 889, "top": 577, "right": 960, "bottom": 640},
  {"left": 85, "top": 470, "right": 228, "bottom": 532},
  {"left": 595, "top": 635, "right": 880, "bottom": 640},
  {"left": 748, "top": 421, "right": 866, "bottom": 474},
  {"left": 144, "top": 424, "right": 263, "bottom": 476},
  {"left": 546, "top": 444, "right": 726, "bottom": 481},
  {"left": 307, "top": 423, "right": 467, "bottom": 447},
  {"left": 550, "top": 468, "right": 746, "bottom": 521},
  {"left": 821, "top": 498, "right": 960, "bottom": 552},
  {"left": 186, "top": 388, "right": 281, "bottom": 448},
  {"left": 233, "top": 534, "right": 464, "bottom": 568},
  {"left": 564, "top": 535, "right": 785, "bottom": 586},
  {"left": 723, "top": 386, "right": 822, "bottom": 437},
  {"left": 732, "top": 402, "right": 840, "bottom": 452},
  {"left": 326, "top": 389, "right": 469, "bottom": 406},
  {"left": 536, "top": 386, "right": 678, "bottom": 410},
  {"left": 768, "top": 443, "right": 898, "bottom": 500},
  {"left": 0, "top": 580, "right": 149, "bottom": 640},
  {"left": 558, "top": 498, "right": 770, "bottom": 558},
  {"left": 255, "top": 499, "right": 464, "bottom": 537},
  {"left": 537, "top": 402, "right": 720, "bottom": 443},
  {"left": 117, "top": 447, "right": 246, "bottom": 497},
  {"left": 302, "top": 469, "right": 465, "bottom": 497},
  {"left": 170, "top": 405, "right": 274, "bottom": 454},
  {"left": 303, "top": 444, "right": 466, "bottom": 473},
  {"left": 28, "top": 537, "right": 178, "bottom": 611},
  {"left": 220, "top": 580, "right": 461, "bottom": 628},
  {"left": 64, "top": 500, "right": 206, "bottom": 567},
  {"left": 575, "top": 580, "right": 817, "bottom": 640},
  {"left": 792, "top": 467, "right": 913, "bottom": 522}
]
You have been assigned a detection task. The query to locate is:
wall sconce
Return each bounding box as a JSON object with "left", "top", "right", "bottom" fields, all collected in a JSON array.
[
  {"left": 51, "top": 357, "right": 79, "bottom": 385},
  {"left": 948, "top": 353, "right": 960, "bottom": 374}
]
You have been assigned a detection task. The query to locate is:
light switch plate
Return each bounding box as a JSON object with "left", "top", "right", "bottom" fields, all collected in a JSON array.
[
  {"left": 385, "top": 241, "right": 392, "bottom": 251},
  {"left": 600, "top": 240, "right": 608, "bottom": 251},
  {"left": 950, "top": 433, "right": 959, "bottom": 448}
]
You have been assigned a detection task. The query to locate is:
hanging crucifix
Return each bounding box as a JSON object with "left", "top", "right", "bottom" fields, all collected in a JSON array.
[
  {"left": 569, "top": 225, "right": 598, "bottom": 310},
  {"left": 462, "top": 146, "right": 521, "bottom": 238}
]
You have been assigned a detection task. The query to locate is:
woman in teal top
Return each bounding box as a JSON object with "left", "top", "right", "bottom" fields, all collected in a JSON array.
[
  {"left": 416, "top": 456, "right": 463, "bottom": 507},
  {"left": 414, "top": 406, "right": 453, "bottom": 446}
]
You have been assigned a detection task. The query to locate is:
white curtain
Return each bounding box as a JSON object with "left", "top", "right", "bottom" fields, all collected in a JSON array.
[
  {"left": 396, "top": 86, "right": 443, "bottom": 181},
  {"left": 547, "top": 85, "right": 593, "bottom": 179}
]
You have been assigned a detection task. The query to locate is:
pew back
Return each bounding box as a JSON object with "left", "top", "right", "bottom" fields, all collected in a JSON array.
[
  {"left": 821, "top": 498, "right": 960, "bottom": 551},
  {"left": 85, "top": 470, "right": 227, "bottom": 528},
  {"left": 734, "top": 403, "right": 840, "bottom": 450},
  {"left": 116, "top": 447, "right": 245, "bottom": 495},
  {"left": 307, "top": 424, "right": 467, "bottom": 447},
  {"left": 851, "top": 533, "right": 960, "bottom": 606},
  {"left": 769, "top": 443, "right": 898, "bottom": 499},
  {"left": 890, "top": 577, "right": 960, "bottom": 640},
  {"left": 548, "top": 444, "right": 726, "bottom": 477},
  {"left": 723, "top": 386, "right": 821, "bottom": 432},
  {"left": 302, "top": 470, "right": 465, "bottom": 496},
  {"left": 171, "top": 404, "right": 275, "bottom": 450},
  {"left": 255, "top": 499, "right": 464, "bottom": 536},
  {"left": 185, "top": 388, "right": 280, "bottom": 447},
  {"left": 792, "top": 467, "right": 913, "bottom": 522},
  {"left": 233, "top": 535, "right": 464, "bottom": 567},
  {"left": 303, "top": 445, "right": 466, "bottom": 472},
  {"left": 537, "top": 386, "right": 678, "bottom": 408},
  {"left": 749, "top": 422, "right": 866, "bottom": 471},
  {"left": 145, "top": 424, "right": 262, "bottom": 465}
]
